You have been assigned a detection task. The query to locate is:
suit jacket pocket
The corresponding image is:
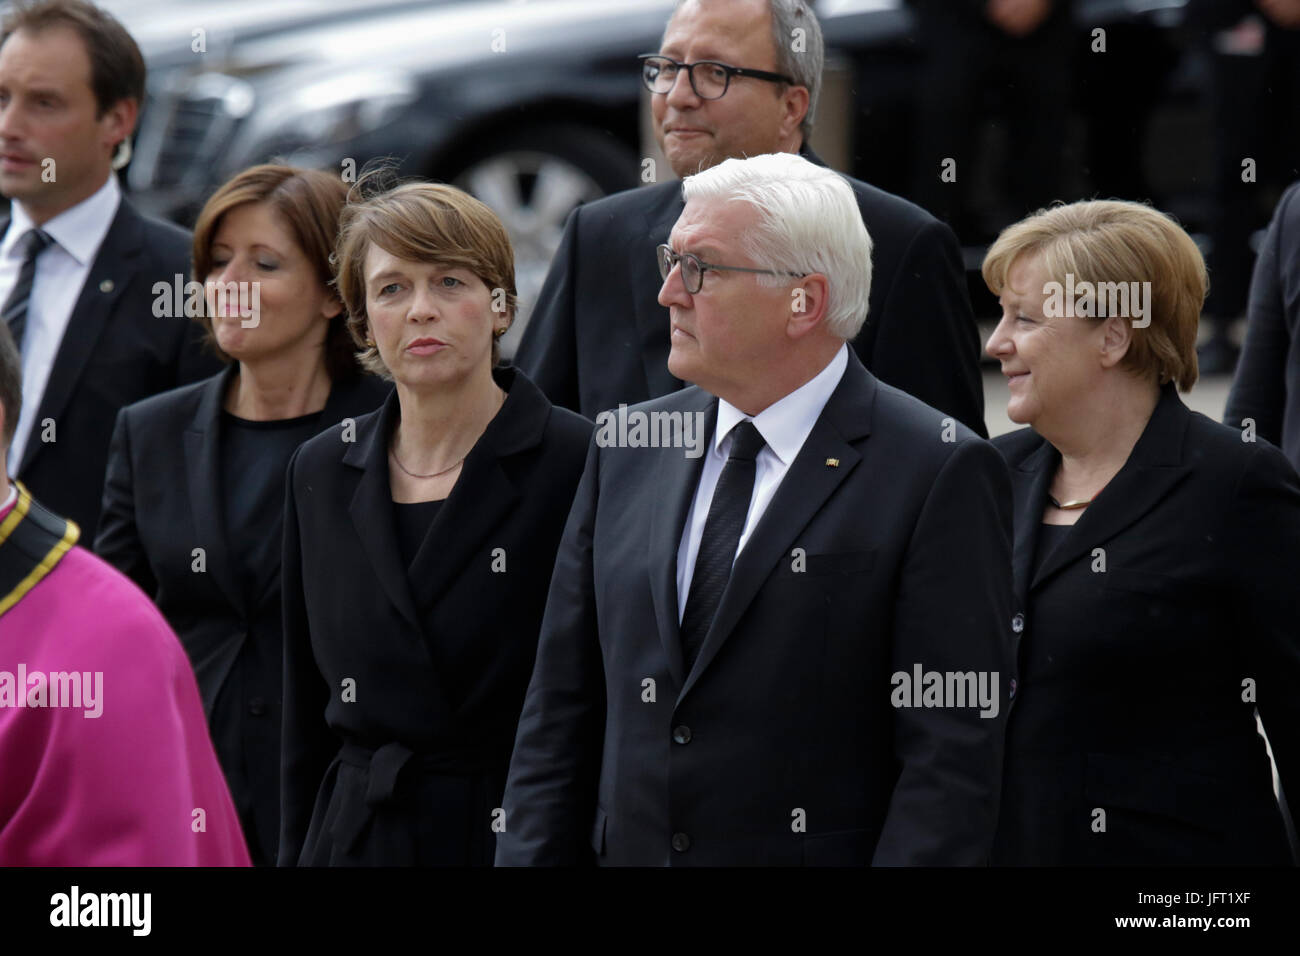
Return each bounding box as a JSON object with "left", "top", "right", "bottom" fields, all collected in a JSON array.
[
  {"left": 590, "top": 805, "right": 608, "bottom": 857},
  {"left": 793, "top": 550, "right": 875, "bottom": 577},
  {"left": 1101, "top": 567, "right": 1179, "bottom": 597},
  {"left": 1084, "top": 752, "right": 1231, "bottom": 862},
  {"left": 801, "top": 827, "right": 874, "bottom": 866}
]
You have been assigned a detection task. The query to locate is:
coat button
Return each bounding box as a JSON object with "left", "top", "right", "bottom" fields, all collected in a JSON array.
[
  {"left": 672, "top": 725, "right": 692, "bottom": 744},
  {"left": 671, "top": 832, "right": 691, "bottom": 852},
  {"left": 248, "top": 697, "right": 267, "bottom": 716},
  {"left": 1011, "top": 613, "right": 1025, "bottom": 634}
]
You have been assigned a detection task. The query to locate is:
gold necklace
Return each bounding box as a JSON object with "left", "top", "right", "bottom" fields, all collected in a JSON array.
[
  {"left": 389, "top": 446, "right": 464, "bottom": 480},
  {"left": 1047, "top": 494, "right": 1093, "bottom": 510}
]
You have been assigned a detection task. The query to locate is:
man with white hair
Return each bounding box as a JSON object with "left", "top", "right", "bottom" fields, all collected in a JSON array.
[
  {"left": 497, "top": 153, "right": 1012, "bottom": 866},
  {"left": 516, "top": 0, "right": 985, "bottom": 436}
]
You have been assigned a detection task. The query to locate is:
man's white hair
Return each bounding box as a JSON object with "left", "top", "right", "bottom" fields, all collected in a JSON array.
[{"left": 681, "top": 152, "right": 873, "bottom": 339}]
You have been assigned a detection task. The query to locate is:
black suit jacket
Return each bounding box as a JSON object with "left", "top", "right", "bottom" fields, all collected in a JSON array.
[
  {"left": 516, "top": 149, "right": 986, "bottom": 435},
  {"left": 4, "top": 198, "right": 220, "bottom": 540},
  {"left": 93, "top": 365, "right": 389, "bottom": 864},
  {"left": 279, "top": 367, "right": 591, "bottom": 866},
  {"left": 992, "top": 386, "right": 1300, "bottom": 865},
  {"left": 1225, "top": 180, "right": 1300, "bottom": 473},
  {"left": 496, "top": 350, "right": 1012, "bottom": 866}
]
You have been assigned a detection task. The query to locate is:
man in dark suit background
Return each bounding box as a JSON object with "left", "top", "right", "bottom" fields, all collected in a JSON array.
[
  {"left": 1225, "top": 180, "right": 1300, "bottom": 474},
  {"left": 0, "top": 0, "right": 216, "bottom": 539},
  {"left": 516, "top": 0, "right": 986, "bottom": 436},
  {"left": 497, "top": 152, "right": 1011, "bottom": 866}
]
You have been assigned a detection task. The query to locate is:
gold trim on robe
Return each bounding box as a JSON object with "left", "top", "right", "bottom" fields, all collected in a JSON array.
[{"left": 0, "top": 481, "right": 80, "bottom": 618}]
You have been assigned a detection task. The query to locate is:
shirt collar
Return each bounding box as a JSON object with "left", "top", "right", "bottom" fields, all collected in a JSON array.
[
  {"left": 714, "top": 344, "right": 849, "bottom": 465},
  {"left": 4, "top": 173, "right": 121, "bottom": 266},
  {"left": 0, "top": 483, "right": 16, "bottom": 520}
]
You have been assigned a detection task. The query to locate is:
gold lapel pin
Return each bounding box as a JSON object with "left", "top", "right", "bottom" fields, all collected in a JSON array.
[
  {"left": 99, "top": 279, "right": 114, "bottom": 293},
  {"left": 825, "top": 458, "right": 840, "bottom": 468}
]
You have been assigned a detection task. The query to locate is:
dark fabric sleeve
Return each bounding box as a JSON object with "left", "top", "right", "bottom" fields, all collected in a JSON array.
[
  {"left": 92, "top": 407, "right": 157, "bottom": 598},
  {"left": 277, "top": 446, "right": 337, "bottom": 866},
  {"left": 1225, "top": 441, "right": 1300, "bottom": 835},
  {"left": 514, "top": 207, "right": 583, "bottom": 413},
  {"left": 872, "top": 436, "right": 1013, "bottom": 864},
  {"left": 495, "top": 438, "right": 606, "bottom": 865},
  {"left": 1224, "top": 184, "right": 1298, "bottom": 446},
  {"left": 868, "top": 217, "right": 987, "bottom": 437}
]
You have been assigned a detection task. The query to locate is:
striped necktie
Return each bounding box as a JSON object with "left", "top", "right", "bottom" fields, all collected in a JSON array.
[{"left": 2, "top": 228, "right": 53, "bottom": 351}]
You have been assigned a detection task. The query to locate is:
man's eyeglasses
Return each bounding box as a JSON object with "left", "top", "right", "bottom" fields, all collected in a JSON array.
[
  {"left": 638, "top": 54, "right": 795, "bottom": 100},
  {"left": 657, "top": 244, "right": 806, "bottom": 295}
]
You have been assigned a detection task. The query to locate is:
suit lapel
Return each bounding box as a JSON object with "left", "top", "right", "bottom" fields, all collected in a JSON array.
[
  {"left": 21, "top": 201, "right": 139, "bottom": 474},
  {"left": 678, "top": 355, "right": 875, "bottom": 702},
  {"left": 1030, "top": 385, "right": 1192, "bottom": 591},
  {"left": 647, "top": 389, "right": 716, "bottom": 688},
  {"left": 182, "top": 366, "right": 246, "bottom": 614},
  {"left": 632, "top": 183, "right": 686, "bottom": 401},
  {"left": 344, "top": 391, "right": 423, "bottom": 633},
  {"left": 246, "top": 375, "right": 391, "bottom": 610},
  {"left": 1011, "top": 440, "right": 1056, "bottom": 610},
  {"left": 406, "top": 368, "right": 541, "bottom": 614}
]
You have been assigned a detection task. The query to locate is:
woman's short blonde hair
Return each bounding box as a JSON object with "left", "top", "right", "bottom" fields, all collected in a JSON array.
[
  {"left": 982, "top": 199, "right": 1204, "bottom": 391},
  {"left": 334, "top": 179, "right": 516, "bottom": 379}
]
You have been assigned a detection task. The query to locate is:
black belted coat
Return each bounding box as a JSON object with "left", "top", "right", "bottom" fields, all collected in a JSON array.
[{"left": 277, "top": 367, "right": 590, "bottom": 865}]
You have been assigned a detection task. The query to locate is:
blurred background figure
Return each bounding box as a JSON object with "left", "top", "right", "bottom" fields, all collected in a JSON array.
[
  {"left": 94, "top": 164, "right": 388, "bottom": 866},
  {"left": 1225, "top": 180, "right": 1300, "bottom": 473},
  {"left": 907, "top": 0, "right": 1074, "bottom": 243},
  {"left": 0, "top": 318, "right": 249, "bottom": 867},
  {"left": 984, "top": 199, "right": 1300, "bottom": 865},
  {"left": 1187, "top": 0, "right": 1300, "bottom": 373},
  {"left": 0, "top": 0, "right": 217, "bottom": 540},
  {"left": 279, "top": 180, "right": 590, "bottom": 866}
]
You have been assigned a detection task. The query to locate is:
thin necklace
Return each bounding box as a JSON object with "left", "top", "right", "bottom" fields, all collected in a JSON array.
[
  {"left": 1048, "top": 493, "right": 1093, "bottom": 510},
  {"left": 390, "top": 446, "right": 464, "bottom": 480},
  {"left": 390, "top": 386, "right": 505, "bottom": 479}
]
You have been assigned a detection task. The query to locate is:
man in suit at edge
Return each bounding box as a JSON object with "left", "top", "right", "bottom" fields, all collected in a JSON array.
[
  {"left": 497, "top": 152, "right": 1012, "bottom": 866},
  {"left": 0, "top": 0, "right": 217, "bottom": 540},
  {"left": 516, "top": 0, "right": 987, "bottom": 437}
]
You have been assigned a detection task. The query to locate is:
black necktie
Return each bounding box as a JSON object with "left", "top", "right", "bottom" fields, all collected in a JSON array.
[
  {"left": 2, "top": 228, "right": 53, "bottom": 351},
  {"left": 680, "top": 419, "right": 766, "bottom": 673}
]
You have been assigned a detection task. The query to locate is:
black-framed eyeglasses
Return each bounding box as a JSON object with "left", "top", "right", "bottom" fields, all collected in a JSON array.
[
  {"left": 657, "top": 244, "right": 806, "bottom": 295},
  {"left": 638, "top": 54, "right": 795, "bottom": 100}
]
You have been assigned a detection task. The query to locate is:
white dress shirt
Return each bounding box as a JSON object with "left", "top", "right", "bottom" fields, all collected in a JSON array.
[
  {"left": 676, "top": 343, "right": 849, "bottom": 621},
  {"left": 1, "top": 174, "right": 121, "bottom": 468},
  {"left": 0, "top": 482, "right": 15, "bottom": 517}
]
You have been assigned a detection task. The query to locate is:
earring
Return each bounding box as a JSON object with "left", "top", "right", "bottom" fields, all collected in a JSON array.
[{"left": 493, "top": 326, "right": 507, "bottom": 338}]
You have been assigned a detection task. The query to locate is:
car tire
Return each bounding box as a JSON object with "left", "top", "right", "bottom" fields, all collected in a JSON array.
[{"left": 447, "top": 124, "right": 640, "bottom": 355}]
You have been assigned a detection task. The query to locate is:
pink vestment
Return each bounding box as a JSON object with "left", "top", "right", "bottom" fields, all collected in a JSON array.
[{"left": 0, "top": 489, "right": 250, "bottom": 865}]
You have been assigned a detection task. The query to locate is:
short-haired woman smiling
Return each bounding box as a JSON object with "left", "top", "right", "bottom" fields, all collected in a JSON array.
[
  {"left": 95, "top": 164, "right": 389, "bottom": 865},
  {"left": 984, "top": 199, "right": 1300, "bottom": 865}
]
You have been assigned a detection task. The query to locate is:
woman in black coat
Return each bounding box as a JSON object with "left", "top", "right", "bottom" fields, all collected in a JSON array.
[
  {"left": 278, "top": 181, "right": 591, "bottom": 866},
  {"left": 983, "top": 199, "right": 1300, "bottom": 865},
  {"left": 95, "top": 165, "right": 389, "bottom": 865}
]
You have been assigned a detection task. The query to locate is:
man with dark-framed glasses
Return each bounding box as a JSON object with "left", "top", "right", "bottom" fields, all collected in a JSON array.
[
  {"left": 655, "top": 242, "right": 806, "bottom": 293},
  {"left": 517, "top": 0, "right": 985, "bottom": 437}
]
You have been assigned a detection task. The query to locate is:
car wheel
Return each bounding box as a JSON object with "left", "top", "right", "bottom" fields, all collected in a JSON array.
[{"left": 449, "top": 124, "right": 639, "bottom": 357}]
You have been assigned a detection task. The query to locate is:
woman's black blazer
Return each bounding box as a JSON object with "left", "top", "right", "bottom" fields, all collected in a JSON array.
[
  {"left": 278, "top": 365, "right": 592, "bottom": 866},
  {"left": 94, "top": 364, "right": 390, "bottom": 864},
  {"left": 991, "top": 383, "right": 1300, "bottom": 865}
]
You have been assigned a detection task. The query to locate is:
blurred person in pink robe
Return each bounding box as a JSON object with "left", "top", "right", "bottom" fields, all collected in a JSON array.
[{"left": 0, "top": 316, "right": 249, "bottom": 866}]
